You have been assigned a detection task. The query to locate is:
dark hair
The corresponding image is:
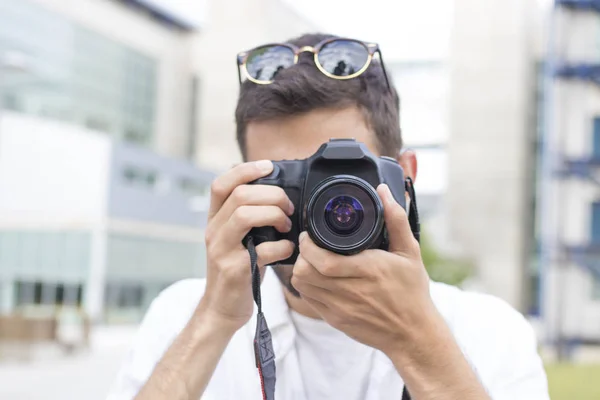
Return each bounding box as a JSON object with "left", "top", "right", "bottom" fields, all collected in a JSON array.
[{"left": 235, "top": 33, "right": 402, "bottom": 158}]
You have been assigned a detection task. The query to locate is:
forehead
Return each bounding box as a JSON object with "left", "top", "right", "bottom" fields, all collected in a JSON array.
[{"left": 245, "top": 106, "right": 379, "bottom": 161}]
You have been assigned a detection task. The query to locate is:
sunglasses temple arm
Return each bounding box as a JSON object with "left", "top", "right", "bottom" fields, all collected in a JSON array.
[
  {"left": 237, "top": 59, "right": 243, "bottom": 85},
  {"left": 376, "top": 50, "right": 392, "bottom": 91}
]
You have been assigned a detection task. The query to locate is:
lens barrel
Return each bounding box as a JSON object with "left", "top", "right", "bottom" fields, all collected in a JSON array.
[{"left": 306, "top": 175, "right": 384, "bottom": 254}]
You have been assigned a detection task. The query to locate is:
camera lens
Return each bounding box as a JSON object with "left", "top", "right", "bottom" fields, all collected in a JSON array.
[
  {"left": 306, "top": 176, "right": 384, "bottom": 255},
  {"left": 324, "top": 196, "right": 364, "bottom": 235}
]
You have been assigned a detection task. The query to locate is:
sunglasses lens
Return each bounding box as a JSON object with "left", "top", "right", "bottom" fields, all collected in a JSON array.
[
  {"left": 245, "top": 45, "right": 295, "bottom": 82},
  {"left": 317, "top": 40, "right": 370, "bottom": 77}
]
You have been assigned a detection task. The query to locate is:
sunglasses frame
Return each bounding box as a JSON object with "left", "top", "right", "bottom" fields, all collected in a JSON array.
[{"left": 237, "top": 37, "right": 391, "bottom": 90}]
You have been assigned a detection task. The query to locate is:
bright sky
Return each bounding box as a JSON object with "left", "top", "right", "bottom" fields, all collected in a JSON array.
[{"left": 282, "top": 0, "right": 453, "bottom": 62}]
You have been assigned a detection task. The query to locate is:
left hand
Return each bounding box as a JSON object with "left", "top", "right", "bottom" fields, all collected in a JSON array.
[{"left": 291, "top": 184, "right": 442, "bottom": 356}]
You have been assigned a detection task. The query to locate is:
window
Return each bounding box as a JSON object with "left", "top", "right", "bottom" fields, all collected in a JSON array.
[
  {"left": 0, "top": 0, "right": 157, "bottom": 145},
  {"left": 187, "top": 76, "right": 200, "bottom": 160},
  {"left": 104, "top": 283, "right": 144, "bottom": 309},
  {"left": 179, "top": 177, "right": 208, "bottom": 197},
  {"left": 122, "top": 166, "right": 160, "bottom": 190},
  {"left": 593, "top": 117, "right": 600, "bottom": 159},
  {"left": 591, "top": 202, "right": 600, "bottom": 244}
]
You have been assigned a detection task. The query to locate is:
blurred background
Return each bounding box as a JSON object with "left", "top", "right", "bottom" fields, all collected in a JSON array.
[{"left": 0, "top": 0, "right": 598, "bottom": 399}]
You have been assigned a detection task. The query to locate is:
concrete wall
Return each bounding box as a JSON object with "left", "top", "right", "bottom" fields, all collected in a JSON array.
[
  {"left": 448, "top": 0, "right": 538, "bottom": 309},
  {"left": 30, "top": 0, "right": 197, "bottom": 160},
  {"left": 0, "top": 112, "right": 111, "bottom": 228},
  {"left": 108, "top": 143, "right": 214, "bottom": 228}
]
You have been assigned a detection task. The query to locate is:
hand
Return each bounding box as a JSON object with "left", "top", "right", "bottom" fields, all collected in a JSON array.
[
  {"left": 291, "top": 184, "right": 441, "bottom": 355},
  {"left": 199, "top": 161, "right": 296, "bottom": 333}
]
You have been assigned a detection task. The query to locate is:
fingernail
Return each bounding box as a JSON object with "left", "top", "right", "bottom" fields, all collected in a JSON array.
[
  {"left": 255, "top": 160, "right": 273, "bottom": 173},
  {"left": 299, "top": 231, "right": 307, "bottom": 243},
  {"left": 285, "top": 218, "right": 293, "bottom": 232},
  {"left": 288, "top": 200, "right": 295, "bottom": 215}
]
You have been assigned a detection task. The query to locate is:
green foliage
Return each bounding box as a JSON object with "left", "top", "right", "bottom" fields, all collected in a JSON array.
[
  {"left": 546, "top": 363, "right": 600, "bottom": 400},
  {"left": 420, "top": 231, "right": 473, "bottom": 287}
]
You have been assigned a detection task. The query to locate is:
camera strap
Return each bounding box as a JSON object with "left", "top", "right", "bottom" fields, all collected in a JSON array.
[
  {"left": 244, "top": 177, "right": 420, "bottom": 400},
  {"left": 246, "top": 236, "right": 277, "bottom": 400},
  {"left": 405, "top": 177, "right": 420, "bottom": 244}
]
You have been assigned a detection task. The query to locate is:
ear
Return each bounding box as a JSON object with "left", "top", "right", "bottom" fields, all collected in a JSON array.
[{"left": 397, "top": 149, "right": 417, "bottom": 183}]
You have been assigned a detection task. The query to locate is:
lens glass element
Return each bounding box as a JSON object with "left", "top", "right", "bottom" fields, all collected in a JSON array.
[
  {"left": 245, "top": 45, "right": 295, "bottom": 82},
  {"left": 324, "top": 195, "right": 364, "bottom": 235},
  {"left": 317, "top": 40, "right": 370, "bottom": 77}
]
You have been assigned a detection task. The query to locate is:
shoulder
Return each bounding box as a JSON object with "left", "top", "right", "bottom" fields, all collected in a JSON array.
[
  {"left": 139, "top": 278, "right": 207, "bottom": 347},
  {"left": 106, "top": 279, "right": 208, "bottom": 399},
  {"left": 430, "top": 281, "right": 533, "bottom": 336},
  {"left": 430, "top": 282, "right": 549, "bottom": 398}
]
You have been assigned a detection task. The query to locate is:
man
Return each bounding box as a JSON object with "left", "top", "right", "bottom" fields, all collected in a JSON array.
[{"left": 107, "top": 33, "right": 549, "bottom": 400}]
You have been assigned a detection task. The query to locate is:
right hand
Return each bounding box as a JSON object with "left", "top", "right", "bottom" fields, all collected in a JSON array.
[{"left": 198, "top": 160, "right": 295, "bottom": 333}]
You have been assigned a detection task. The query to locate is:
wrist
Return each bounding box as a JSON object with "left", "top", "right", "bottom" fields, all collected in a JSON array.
[
  {"left": 194, "top": 298, "right": 247, "bottom": 338},
  {"left": 386, "top": 308, "right": 490, "bottom": 399},
  {"left": 383, "top": 301, "right": 448, "bottom": 361}
]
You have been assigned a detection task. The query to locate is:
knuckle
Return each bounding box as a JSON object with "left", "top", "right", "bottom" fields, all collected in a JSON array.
[
  {"left": 210, "top": 179, "right": 226, "bottom": 197},
  {"left": 319, "top": 258, "right": 337, "bottom": 276},
  {"left": 293, "top": 257, "right": 309, "bottom": 278},
  {"left": 232, "top": 207, "right": 251, "bottom": 226},
  {"left": 220, "top": 258, "right": 245, "bottom": 282},
  {"left": 231, "top": 185, "right": 249, "bottom": 204}
]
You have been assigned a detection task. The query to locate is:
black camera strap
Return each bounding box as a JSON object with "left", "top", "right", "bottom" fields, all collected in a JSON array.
[
  {"left": 244, "top": 178, "right": 420, "bottom": 400},
  {"left": 246, "top": 236, "right": 277, "bottom": 400},
  {"left": 405, "top": 177, "right": 420, "bottom": 244}
]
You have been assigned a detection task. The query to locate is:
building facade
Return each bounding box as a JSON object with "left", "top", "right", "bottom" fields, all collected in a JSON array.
[
  {"left": 0, "top": 0, "right": 213, "bottom": 323},
  {"left": 0, "top": 0, "right": 315, "bottom": 322},
  {"left": 541, "top": 1, "right": 600, "bottom": 345},
  {"left": 447, "top": 0, "right": 539, "bottom": 311}
]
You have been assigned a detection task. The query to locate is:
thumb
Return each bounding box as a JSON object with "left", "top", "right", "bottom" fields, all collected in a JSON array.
[{"left": 377, "top": 184, "right": 419, "bottom": 255}]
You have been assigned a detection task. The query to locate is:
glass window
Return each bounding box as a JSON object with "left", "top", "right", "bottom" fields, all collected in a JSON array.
[
  {"left": 104, "top": 282, "right": 144, "bottom": 309},
  {"left": 591, "top": 202, "right": 600, "bottom": 244},
  {"left": 593, "top": 117, "right": 600, "bottom": 159},
  {"left": 0, "top": 0, "right": 157, "bottom": 146}
]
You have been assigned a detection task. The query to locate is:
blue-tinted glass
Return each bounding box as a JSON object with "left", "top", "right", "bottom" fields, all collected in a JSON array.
[
  {"left": 0, "top": 0, "right": 157, "bottom": 146},
  {"left": 591, "top": 202, "right": 600, "bottom": 243},
  {"left": 593, "top": 117, "right": 600, "bottom": 159},
  {"left": 245, "top": 45, "right": 295, "bottom": 82},
  {"left": 318, "top": 40, "right": 369, "bottom": 77}
]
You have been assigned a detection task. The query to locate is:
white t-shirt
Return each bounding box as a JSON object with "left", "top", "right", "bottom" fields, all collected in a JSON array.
[
  {"left": 107, "top": 269, "right": 550, "bottom": 400},
  {"left": 289, "top": 310, "right": 375, "bottom": 400}
]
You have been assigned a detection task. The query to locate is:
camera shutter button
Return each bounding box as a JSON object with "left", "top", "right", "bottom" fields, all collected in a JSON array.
[{"left": 263, "top": 164, "right": 280, "bottom": 179}]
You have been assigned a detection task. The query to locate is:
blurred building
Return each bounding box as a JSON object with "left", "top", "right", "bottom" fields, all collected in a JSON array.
[
  {"left": 541, "top": 1, "right": 600, "bottom": 345},
  {"left": 0, "top": 0, "right": 314, "bottom": 323},
  {"left": 0, "top": 0, "right": 215, "bottom": 322},
  {"left": 448, "top": 0, "right": 540, "bottom": 311}
]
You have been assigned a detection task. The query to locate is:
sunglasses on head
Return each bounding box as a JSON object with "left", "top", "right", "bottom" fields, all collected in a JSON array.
[{"left": 236, "top": 37, "right": 391, "bottom": 90}]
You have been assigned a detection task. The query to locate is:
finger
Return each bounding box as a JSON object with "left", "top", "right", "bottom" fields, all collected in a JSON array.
[
  {"left": 292, "top": 271, "right": 333, "bottom": 306},
  {"left": 299, "top": 293, "right": 330, "bottom": 319},
  {"left": 222, "top": 205, "right": 291, "bottom": 246},
  {"left": 292, "top": 254, "right": 335, "bottom": 290},
  {"left": 377, "top": 184, "right": 419, "bottom": 255},
  {"left": 298, "top": 232, "right": 365, "bottom": 278},
  {"left": 255, "top": 240, "right": 295, "bottom": 267},
  {"left": 214, "top": 184, "right": 294, "bottom": 227},
  {"left": 208, "top": 160, "right": 274, "bottom": 219}
]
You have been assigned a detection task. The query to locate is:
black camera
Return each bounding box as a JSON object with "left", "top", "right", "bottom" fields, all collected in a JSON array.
[{"left": 248, "top": 138, "right": 407, "bottom": 265}]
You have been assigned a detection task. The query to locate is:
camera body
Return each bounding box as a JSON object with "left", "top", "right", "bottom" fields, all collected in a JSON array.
[{"left": 248, "top": 138, "right": 406, "bottom": 265}]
